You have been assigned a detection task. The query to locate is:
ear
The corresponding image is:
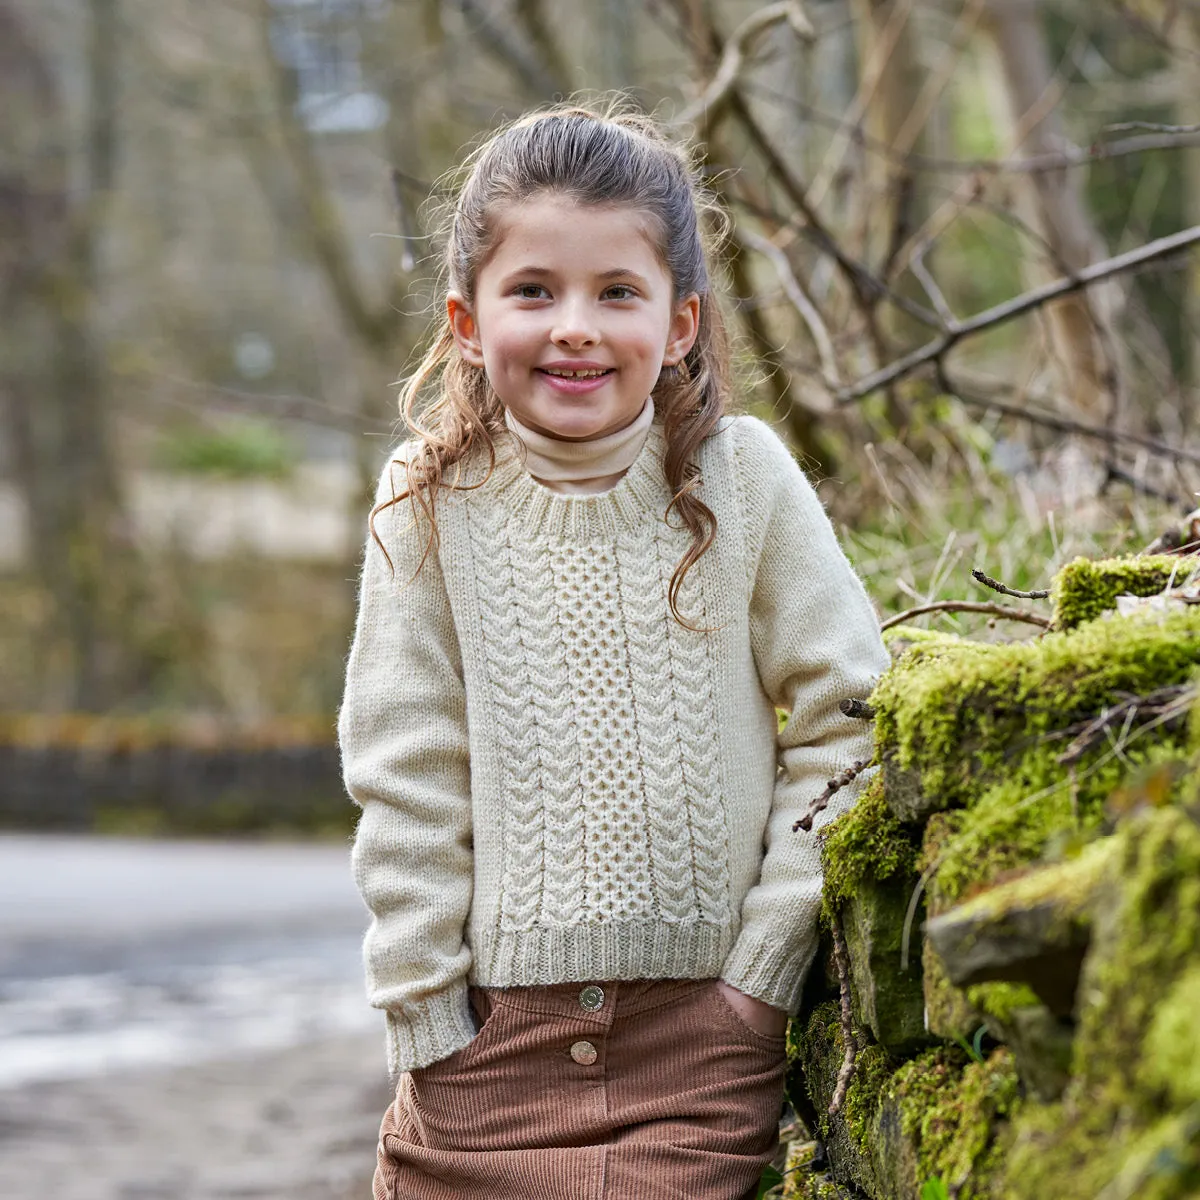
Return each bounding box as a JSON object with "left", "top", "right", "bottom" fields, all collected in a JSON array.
[
  {"left": 663, "top": 293, "right": 701, "bottom": 367},
  {"left": 447, "top": 292, "right": 485, "bottom": 368}
]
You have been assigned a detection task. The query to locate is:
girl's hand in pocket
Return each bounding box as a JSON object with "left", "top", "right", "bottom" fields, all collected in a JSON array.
[{"left": 716, "top": 980, "right": 789, "bottom": 1038}]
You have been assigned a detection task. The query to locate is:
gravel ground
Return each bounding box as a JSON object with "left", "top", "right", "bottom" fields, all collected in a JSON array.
[{"left": 0, "top": 1032, "right": 390, "bottom": 1200}]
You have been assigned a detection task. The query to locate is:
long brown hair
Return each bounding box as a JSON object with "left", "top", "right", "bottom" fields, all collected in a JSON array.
[{"left": 377, "top": 98, "right": 732, "bottom": 625}]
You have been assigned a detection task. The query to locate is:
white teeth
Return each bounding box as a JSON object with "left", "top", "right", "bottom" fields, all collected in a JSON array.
[{"left": 543, "top": 368, "right": 609, "bottom": 378}]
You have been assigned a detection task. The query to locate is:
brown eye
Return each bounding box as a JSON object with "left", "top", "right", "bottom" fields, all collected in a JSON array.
[
  {"left": 603, "top": 285, "right": 636, "bottom": 301},
  {"left": 515, "top": 284, "right": 548, "bottom": 300}
]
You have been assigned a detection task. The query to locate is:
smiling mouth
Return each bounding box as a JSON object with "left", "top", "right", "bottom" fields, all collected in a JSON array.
[{"left": 538, "top": 367, "right": 614, "bottom": 378}]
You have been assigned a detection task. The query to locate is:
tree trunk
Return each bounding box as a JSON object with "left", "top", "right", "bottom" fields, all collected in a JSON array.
[
  {"left": 980, "top": 0, "right": 1120, "bottom": 419},
  {"left": 0, "top": 0, "right": 143, "bottom": 710},
  {"left": 1174, "top": 9, "right": 1200, "bottom": 394}
]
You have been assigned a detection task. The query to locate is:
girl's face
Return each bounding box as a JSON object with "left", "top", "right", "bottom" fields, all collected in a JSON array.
[{"left": 448, "top": 194, "right": 700, "bottom": 442}]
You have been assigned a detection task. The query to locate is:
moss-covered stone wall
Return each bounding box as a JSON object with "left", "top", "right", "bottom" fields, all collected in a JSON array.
[
  {"left": 787, "top": 554, "right": 1200, "bottom": 1200},
  {"left": 0, "top": 714, "right": 350, "bottom": 835}
]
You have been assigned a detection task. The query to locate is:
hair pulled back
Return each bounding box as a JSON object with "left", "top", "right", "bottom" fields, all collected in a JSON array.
[{"left": 381, "top": 98, "right": 732, "bottom": 626}]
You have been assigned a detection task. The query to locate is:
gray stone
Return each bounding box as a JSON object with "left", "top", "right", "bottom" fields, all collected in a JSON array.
[
  {"left": 880, "top": 756, "right": 938, "bottom": 823},
  {"left": 925, "top": 843, "right": 1112, "bottom": 1016},
  {"left": 984, "top": 1005, "right": 1074, "bottom": 1102},
  {"left": 843, "top": 877, "right": 930, "bottom": 1056}
]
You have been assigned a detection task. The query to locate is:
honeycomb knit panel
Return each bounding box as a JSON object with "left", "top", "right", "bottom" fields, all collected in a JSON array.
[{"left": 339, "top": 415, "right": 890, "bottom": 1076}]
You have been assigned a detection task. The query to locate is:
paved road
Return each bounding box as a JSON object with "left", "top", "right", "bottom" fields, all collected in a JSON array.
[
  {"left": 0, "top": 835, "right": 389, "bottom": 1198},
  {"left": 0, "top": 834, "right": 375, "bottom": 1087}
]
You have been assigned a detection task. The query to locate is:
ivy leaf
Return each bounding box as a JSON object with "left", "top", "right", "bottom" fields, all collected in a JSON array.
[{"left": 756, "top": 1164, "right": 784, "bottom": 1197}]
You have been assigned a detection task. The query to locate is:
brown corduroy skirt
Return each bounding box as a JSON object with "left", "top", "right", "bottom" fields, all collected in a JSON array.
[{"left": 373, "top": 978, "right": 788, "bottom": 1200}]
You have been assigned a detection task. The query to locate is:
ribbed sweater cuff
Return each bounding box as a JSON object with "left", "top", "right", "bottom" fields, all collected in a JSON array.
[
  {"left": 383, "top": 985, "right": 476, "bottom": 1076},
  {"left": 721, "top": 926, "right": 819, "bottom": 1016}
]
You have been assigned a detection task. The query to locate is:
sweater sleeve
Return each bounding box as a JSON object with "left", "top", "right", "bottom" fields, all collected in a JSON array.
[
  {"left": 338, "top": 449, "right": 476, "bottom": 1075},
  {"left": 720, "top": 419, "right": 890, "bottom": 1014}
]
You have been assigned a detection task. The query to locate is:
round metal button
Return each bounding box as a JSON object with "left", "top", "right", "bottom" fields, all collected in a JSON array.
[
  {"left": 578, "top": 985, "right": 605, "bottom": 1012},
  {"left": 570, "top": 1040, "right": 598, "bottom": 1065}
]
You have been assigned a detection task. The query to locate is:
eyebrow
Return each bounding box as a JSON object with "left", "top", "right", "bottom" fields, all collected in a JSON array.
[{"left": 502, "top": 266, "right": 650, "bottom": 286}]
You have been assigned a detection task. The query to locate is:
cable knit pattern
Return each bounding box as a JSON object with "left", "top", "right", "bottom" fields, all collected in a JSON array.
[{"left": 339, "top": 415, "right": 890, "bottom": 1075}]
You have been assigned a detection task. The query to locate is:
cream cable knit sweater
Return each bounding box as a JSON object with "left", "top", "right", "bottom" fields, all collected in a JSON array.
[{"left": 339, "top": 415, "right": 889, "bottom": 1076}]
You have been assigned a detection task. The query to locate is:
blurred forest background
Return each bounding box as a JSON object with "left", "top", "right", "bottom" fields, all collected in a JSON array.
[{"left": 2, "top": 0, "right": 1199, "bottom": 751}]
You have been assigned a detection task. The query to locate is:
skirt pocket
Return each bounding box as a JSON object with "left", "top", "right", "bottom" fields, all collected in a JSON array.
[
  {"left": 707, "top": 980, "right": 789, "bottom": 1052},
  {"left": 404, "top": 987, "right": 545, "bottom": 1152}
]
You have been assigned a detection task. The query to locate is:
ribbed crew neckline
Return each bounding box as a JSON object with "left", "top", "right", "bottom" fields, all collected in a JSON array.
[{"left": 485, "top": 419, "right": 670, "bottom": 542}]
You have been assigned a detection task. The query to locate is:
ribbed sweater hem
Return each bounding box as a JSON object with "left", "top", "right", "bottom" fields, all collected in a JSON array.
[
  {"left": 469, "top": 919, "right": 737, "bottom": 986},
  {"left": 720, "top": 927, "right": 819, "bottom": 1016},
  {"left": 383, "top": 984, "right": 477, "bottom": 1077}
]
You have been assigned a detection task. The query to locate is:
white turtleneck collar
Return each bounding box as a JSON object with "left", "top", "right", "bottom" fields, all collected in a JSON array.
[{"left": 503, "top": 397, "right": 655, "bottom": 495}]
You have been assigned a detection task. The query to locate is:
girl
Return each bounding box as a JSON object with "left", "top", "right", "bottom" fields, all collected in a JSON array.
[{"left": 339, "top": 101, "right": 888, "bottom": 1200}]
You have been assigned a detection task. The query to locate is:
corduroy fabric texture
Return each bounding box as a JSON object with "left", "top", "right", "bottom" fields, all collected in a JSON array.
[
  {"left": 340, "top": 414, "right": 890, "bottom": 1075},
  {"left": 373, "top": 978, "right": 788, "bottom": 1200}
]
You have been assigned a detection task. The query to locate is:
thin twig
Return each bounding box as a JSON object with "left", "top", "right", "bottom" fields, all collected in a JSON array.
[
  {"left": 739, "top": 81, "right": 1200, "bottom": 177},
  {"left": 1102, "top": 121, "right": 1200, "bottom": 136},
  {"left": 836, "top": 225, "right": 1200, "bottom": 404},
  {"left": 828, "top": 917, "right": 856, "bottom": 1119},
  {"left": 674, "top": 1, "right": 813, "bottom": 131},
  {"left": 970, "top": 569, "right": 1050, "bottom": 601},
  {"left": 807, "top": 0, "right": 913, "bottom": 208},
  {"left": 931, "top": 373, "right": 1200, "bottom": 471},
  {"left": 794, "top": 761, "right": 867, "bottom": 832},
  {"left": 840, "top": 699, "right": 877, "bottom": 720},
  {"left": 742, "top": 229, "right": 841, "bottom": 388},
  {"left": 1057, "top": 686, "right": 1194, "bottom": 766},
  {"left": 910, "top": 241, "right": 957, "bottom": 330},
  {"left": 879, "top": 601, "right": 1052, "bottom": 633}
]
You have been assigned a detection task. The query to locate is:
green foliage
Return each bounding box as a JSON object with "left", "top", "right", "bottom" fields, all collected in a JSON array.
[
  {"left": 952, "top": 1026, "right": 989, "bottom": 1066},
  {"left": 756, "top": 1164, "right": 784, "bottom": 1197},
  {"left": 921, "top": 1178, "right": 951, "bottom": 1200},
  {"left": 155, "top": 421, "right": 295, "bottom": 479}
]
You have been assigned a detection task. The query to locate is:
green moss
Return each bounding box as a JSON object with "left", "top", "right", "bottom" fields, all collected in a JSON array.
[
  {"left": 938, "top": 833, "right": 1114, "bottom": 929},
  {"left": 928, "top": 739, "right": 1191, "bottom": 906},
  {"left": 843, "top": 1041, "right": 894, "bottom": 1146},
  {"left": 1002, "top": 809, "right": 1200, "bottom": 1198},
  {"left": 870, "top": 606, "right": 1200, "bottom": 815},
  {"left": 1051, "top": 554, "right": 1180, "bottom": 630},
  {"left": 966, "top": 983, "right": 1040, "bottom": 1026},
  {"left": 821, "top": 774, "right": 920, "bottom": 914},
  {"left": 1144, "top": 965, "right": 1200, "bottom": 1107},
  {"left": 892, "top": 1047, "right": 1021, "bottom": 1198},
  {"left": 1075, "top": 809, "right": 1200, "bottom": 1108}
]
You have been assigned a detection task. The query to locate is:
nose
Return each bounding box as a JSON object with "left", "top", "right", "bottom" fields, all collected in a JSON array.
[{"left": 550, "top": 297, "right": 599, "bottom": 350}]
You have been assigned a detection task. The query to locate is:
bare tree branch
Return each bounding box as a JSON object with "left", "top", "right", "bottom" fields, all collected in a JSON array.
[
  {"left": 932, "top": 374, "right": 1200, "bottom": 471},
  {"left": 793, "top": 761, "right": 868, "bottom": 833},
  {"left": 828, "top": 917, "right": 857, "bottom": 1119},
  {"left": 836, "top": 224, "right": 1200, "bottom": 404},
  {"left": 457, "top": 0, "right": 563, "bottom": 98},
  {"left": 879, "top": 601, "right": 1052, "bottom": 633},
  {"left": 248, "top": 0, "right": 394, "bottom": 350},
  {"left": 742, "top": 229, "right": 841, "bottom": 388},
  {"left": 1102, "top": 120, "right": 1200, "bottom": 136},
  {"left": 741, "top": 80, "right": 1200, "bottom": 176},
  {"left": 673, "top": 1, "right": 814, "bottom": 132}
]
